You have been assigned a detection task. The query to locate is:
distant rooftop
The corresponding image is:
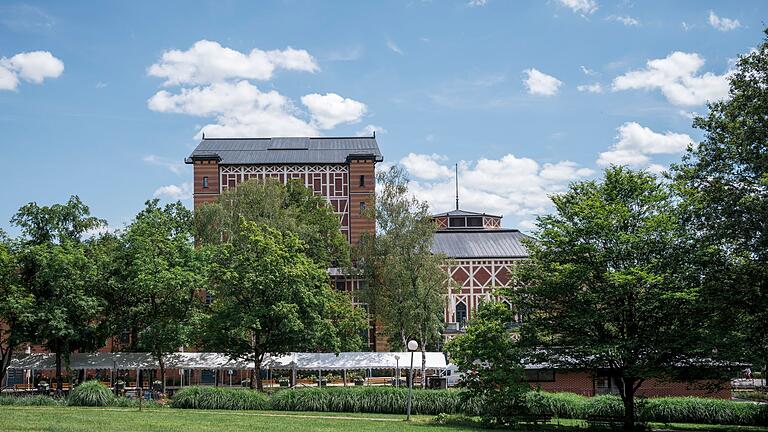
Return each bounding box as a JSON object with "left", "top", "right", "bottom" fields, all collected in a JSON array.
[
  {"left": 186, "top": 136, "right": 383, "bottom": 165},
  {"left": 432, "top": 208, "right": 502, "bottom": 218}
]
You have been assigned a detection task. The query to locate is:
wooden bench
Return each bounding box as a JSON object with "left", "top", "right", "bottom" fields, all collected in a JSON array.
[
  {"left": 586, "top": 415, "right": 624, "bottom": 428},
  {"left": 366, "top": 377, "right": 390, "bottom": 385},
  {"left": 13, "top": 384, "right": 33, "bottom": 390},
  {"left": 519, "top": 413, "right": 553, "bottom": 425}
]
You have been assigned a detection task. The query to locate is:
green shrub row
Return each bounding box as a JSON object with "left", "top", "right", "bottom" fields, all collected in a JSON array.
[
  {"left": 269, "top": 386, "right": 472, "bottom": 415},
  {"left": 171, "top": 386, "right": 269, "bottom": 410},
  {"left": 525, "top": 392, "right": 768, "bottom": 426},
  {"left": 3, "top": 382, "right": 767, "bottom": 426}
]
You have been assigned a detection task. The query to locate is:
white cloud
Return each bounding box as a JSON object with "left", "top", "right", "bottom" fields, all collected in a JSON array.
[
  {"left": 397, "top": 153, "right": 593, "bottom": 224},
  {"left": 356, "top": 124, "right": 387, "bottom": 137},
  {"left": 467, "top": 0, "right": 488, "bottom": 6},
  {"left": 0, "top": 65, "right": 19, "bottom": 90},
  {"left": 557, "top": 0, "right": 597, "bottom": 15},
  {"left": 612, "top": 51, "right": 730, "bottom": 106},
  {"left": 143, "top": 155, "right": 187, "bottom": 175},
  {"left": 596, "top": 122, "right": 692, "bottom": 168},
  {"left": 400, "top": 153, "right": 453, "bottom": 180},
  {"left": 607, "top": 15, "right": 639, "bottom": 26},
  {"left": 147, "top": 40, "right": 318, "bottom": 86},
  {"left": 682, "top": 21, "right": 693, "bottom": 32},
  {"left": 147, "top": 80, "right": 317, "bottom": 138},
  {"left": 577, "top": 82, "right": 603, "bottom": 93},
  {"left": 580, "top": 65, "right": 597, "bottom": 76},
  {"left": 147, "top": 40, "right": 369, "bottom": 139},
  {"left": 708, "top": 11, "right": 740, "bottom": 32},
  {"left": 523, "top": 68, "right": 563, "bottom": 96},
  {"left": 301, "top": 93, "right": 367, "bottom": 129},
  {"left": 0, "top": 50, "right": 63, "bottom": 90},
  {"left": 386, "top": 39, "right": 403, "bottom": 55},
  {"left": 153, "top": 182, "right": 193, "bottom": 201}
]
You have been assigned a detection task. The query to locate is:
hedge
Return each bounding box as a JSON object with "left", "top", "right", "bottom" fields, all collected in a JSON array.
[
  {"left": 525, "top": 391, "right": 768, "bottom": 426},
  {"left": 270, "top": 386, "right": 475, "bottom": 415},
  {"left": 171, "top": 386, "right": 269, "bottom": 410}
]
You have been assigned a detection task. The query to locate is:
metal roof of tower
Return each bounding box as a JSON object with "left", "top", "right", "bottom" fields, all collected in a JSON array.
[
  {"left": 431, "top": 229, "right": 530, "bottom": 259},
  {"left": 186, "top": 136, "right": 383, "bottom": 165}
]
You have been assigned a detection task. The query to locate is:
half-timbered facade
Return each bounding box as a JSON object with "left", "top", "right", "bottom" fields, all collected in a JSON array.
[{"left": 430, "top": 209, "right": 531, "bottom": 339}]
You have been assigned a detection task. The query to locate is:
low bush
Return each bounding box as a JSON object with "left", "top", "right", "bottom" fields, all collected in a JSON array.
[
  {"left": 521, "top": 391, "right": 767, "bottom": 426},
  {"left": 270, "top": 387, "right": 466, "bottom": 415},
  {"left": 0, "top": 395, "right": 65, "bottom": 406},
  {"left": 68, "top": 380, "right": 115, "bottom": 407},
  {"left": 171, "top": 386, "right": 269, "bottom": 410},
  {"left": 642, "top": 396, "right": 768, "bottom": 426}
]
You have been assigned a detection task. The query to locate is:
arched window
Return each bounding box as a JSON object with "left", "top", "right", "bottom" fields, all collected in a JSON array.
[{"left": 455, "top": 302, "right": 467, "bottom": 325}]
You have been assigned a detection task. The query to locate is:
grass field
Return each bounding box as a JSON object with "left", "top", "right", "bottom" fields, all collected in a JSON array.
[
  {"left": 1, "top": 406, "right": 768, "bottom": 432},
  {"left": 0, "top": 406, "right": 449, "bottom": 432}
]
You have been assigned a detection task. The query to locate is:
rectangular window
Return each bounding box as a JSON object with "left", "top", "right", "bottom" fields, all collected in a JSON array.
[
  {"left": 449, "top": 217, "right": 466, "bottom": 227},
  {"left": 524, "top": 369, "right": 556, "bottom": 382},
  {"left": 360, "top": 201, "right": 366, "bottom": 214},
  {"left": 359, "top": 175, "right": 365, "bottom": 187},
  {"left": 202, "top": 176, "right": 209, "bottom": 189},
  {"left": 467, "top": 217, "right": 483, "bottom": 227}
]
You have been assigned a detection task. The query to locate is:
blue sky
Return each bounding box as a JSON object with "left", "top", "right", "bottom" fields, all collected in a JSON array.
[{"left": 0, "top": 0, "right": 763, "bottom": 234}]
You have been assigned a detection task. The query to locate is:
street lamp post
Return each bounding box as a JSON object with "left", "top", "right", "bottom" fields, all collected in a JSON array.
[
  {"left": 406, "top": 340, "right": 418, "bottom": 421},
  {"left": 394, "top": 355, "right": 400, "bottom": 388}
]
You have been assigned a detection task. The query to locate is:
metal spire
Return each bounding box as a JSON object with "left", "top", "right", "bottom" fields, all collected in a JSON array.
[{"left": 455, "top": 163, "right": 459, "bottom": 210}]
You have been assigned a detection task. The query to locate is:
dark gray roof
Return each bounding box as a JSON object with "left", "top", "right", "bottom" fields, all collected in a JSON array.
[
  {"left": 431, "top": 229, "right": 530, "bottom": 259},
  {"left": 432, "top": 208, "right": 502, "bottom": 218},
  {"left": 186, "top": 137, "right": 383, "bottom": 165}
]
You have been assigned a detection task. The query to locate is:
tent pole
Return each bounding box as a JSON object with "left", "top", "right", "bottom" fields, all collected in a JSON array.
[{"left": 343, "top": 369, "right": 347, "bottom": 387}]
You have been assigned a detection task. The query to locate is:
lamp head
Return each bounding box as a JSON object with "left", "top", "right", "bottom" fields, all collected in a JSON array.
[{"left": 407, "top": 340, "right": 419, "bottom": 351}]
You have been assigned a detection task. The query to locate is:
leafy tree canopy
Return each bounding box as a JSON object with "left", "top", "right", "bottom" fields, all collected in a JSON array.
[
  {"left": 194, "top": 179, "right": 349, "bottom": 268},
  {"left": 511, "top": 167, "right": 716, "bottom": 431},
  {"left": 445, "top": 301, "right": 528, "bottom": 427},
  {"left": 204, "top": 220, "right": 364, "bottom": 389},
  {"left": 673, "top": 29, "right": 768, "bottom": 374}
]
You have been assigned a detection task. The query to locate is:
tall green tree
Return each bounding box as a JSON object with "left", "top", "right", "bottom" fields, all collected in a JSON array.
[
  {"left": 445, "top": 301, "right": 528, "bottom": 427},
  {"left": 120, "top": 200, "right": 205, "bottom": 393},
  {"left": 357, "top": 167, "right": 447, "bottom": 385},
  {"left": 204, "top": 221, "right": 361, "bottom": 390},
  {"left": 12, "top": 196, "right": 106, "bottom": 392},
  {"left": 511, "top": 167, "right": 712, "bottom": 431},
  {"left": 194, "top": 178, "right": 349, "bottom": 268},
  {"left": 673, "top": 30, "right": 768, "bottom": 377},
  {"left": 0, "top": 231, "right": 34, "bottom": 388}
]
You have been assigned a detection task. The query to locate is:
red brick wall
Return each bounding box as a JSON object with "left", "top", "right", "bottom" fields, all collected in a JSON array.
[
  {"left": 193, "top": 159, "right": 219, "bottom": 209},
  {"left": 530, "top": 371, "right": 731, "bottom": 399},
  {"left": 533, "top": 371, "right": 595, "bottom": 396},
  {"left": 348, "top": 159, "right": 375, "bottom": 245}
]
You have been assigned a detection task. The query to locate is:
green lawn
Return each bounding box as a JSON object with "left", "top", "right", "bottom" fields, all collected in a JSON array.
[
  {"left": 1, "top": 406, "right": 767, "bottom": 432},
  {"left": 0, "top": 406, "right": 448, "bottom": 432}
]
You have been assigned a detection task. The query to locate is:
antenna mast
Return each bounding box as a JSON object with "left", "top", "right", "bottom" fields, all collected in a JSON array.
[{"left": 455, "top": 163, "right": 459, "bottom": 210}]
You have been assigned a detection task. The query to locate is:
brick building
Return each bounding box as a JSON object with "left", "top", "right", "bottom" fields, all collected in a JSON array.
[
  {"left": 430, "top": 208, "right": 530, "bottom": 337},
  {"left": 186, "top": 135, "right": 383, "bottom": 349}
]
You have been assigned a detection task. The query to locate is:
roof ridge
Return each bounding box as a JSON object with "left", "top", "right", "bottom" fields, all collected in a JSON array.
[{"left": 202, "top": 136, "right": 375, "bottom": 141}]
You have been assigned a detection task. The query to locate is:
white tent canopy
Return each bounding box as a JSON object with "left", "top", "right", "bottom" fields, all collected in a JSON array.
[{"left": 9, "top": 351, "right": 447, "bottom": 371}]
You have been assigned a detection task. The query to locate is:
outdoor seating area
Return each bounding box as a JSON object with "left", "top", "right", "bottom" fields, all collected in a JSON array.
[{"left": 3, "top": 351, "right": 448, "bottom": 394}]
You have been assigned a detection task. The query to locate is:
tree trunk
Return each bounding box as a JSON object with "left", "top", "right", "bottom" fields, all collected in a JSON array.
[
  {"left": 255, "top": 363, "right": 263, "bottom": 391},
  {"left": 0, "top": 345, "right": 12, "bottom": 388},
  {"left": 158, "top": 355, "right": 166, "bottom": 394},
  {"left": 620, "top": 378, "right": 637, "bottom": 432},
  {"left": 249, "top": 368, "right": 256, "bottom": 390},
  {"left": 55, "top": 351, "right": 63, "bottom": 392},
  {"left": 420, "top": 346, "right": 427, "bottom": 389}
]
